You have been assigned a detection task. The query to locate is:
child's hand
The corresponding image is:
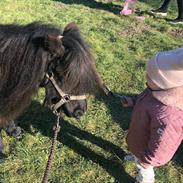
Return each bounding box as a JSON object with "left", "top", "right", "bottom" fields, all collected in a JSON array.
[
  {"left": 112, "top": 93, "right": 135, "bottom": 107},
  {"left": 120, "top": 96, "right": 134, "bottom": 107}
]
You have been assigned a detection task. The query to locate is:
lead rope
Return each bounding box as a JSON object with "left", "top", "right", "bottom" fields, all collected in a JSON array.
[{"left": 42, "top": 115, "right": 60, "bottom": 183}]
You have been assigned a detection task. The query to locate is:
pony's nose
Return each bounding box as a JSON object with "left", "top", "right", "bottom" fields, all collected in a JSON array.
[{"left": 73, "top": 109, "right": 84, "bottom": 119}]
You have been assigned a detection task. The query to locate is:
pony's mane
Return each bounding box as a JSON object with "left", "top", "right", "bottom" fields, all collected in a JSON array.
[
  {"left": 0, "top": 22, "right": 62, "bottom": 124},
  {"left": 58, "top": 23, "right": 103, "bottom": 95}
]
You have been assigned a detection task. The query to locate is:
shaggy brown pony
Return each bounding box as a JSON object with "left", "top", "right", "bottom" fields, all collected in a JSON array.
[
  {"left": 0, "top": 21, "right": 106, "bottom": 126},
  {"left": 0, "top": 22, "right": 65, "bottom": 126}
]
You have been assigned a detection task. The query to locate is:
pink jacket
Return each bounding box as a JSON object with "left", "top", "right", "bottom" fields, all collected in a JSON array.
[{"left": 127, "top": 89, "right": 183, "bottom": 167}]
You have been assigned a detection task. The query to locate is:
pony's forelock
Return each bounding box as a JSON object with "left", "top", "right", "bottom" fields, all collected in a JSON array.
[{"left": 59, "top": 24, "right": 103, "bottom": 95}]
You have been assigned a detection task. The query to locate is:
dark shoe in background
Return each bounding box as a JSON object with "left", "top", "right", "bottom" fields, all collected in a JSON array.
[
  {"left": 167, "top": 18, "right": 183, "bottom": 24},
  {"left": 150, "top": 8, "right": 167, "bottom": 17}
]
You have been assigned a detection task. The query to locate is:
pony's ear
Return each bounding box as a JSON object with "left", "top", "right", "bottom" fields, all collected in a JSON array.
[
  {"left": 32, "top": 34, "right": 64, "bottom": 55},
  {"left": 32, "top": 34, "right": 65, "bottom": 54},
  {"left": 64, "top": 22, "right": 79, "bottom": 32},
  {"left": 44, "top": 34, "right": 64, "bottom": 53}
]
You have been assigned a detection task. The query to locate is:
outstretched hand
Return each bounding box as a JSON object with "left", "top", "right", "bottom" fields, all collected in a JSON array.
[
  {"left": 109, "top": 92, "right": 134, "bottom": 107},
  {"left": 120, "top": 96, "right": 134, "bottom": 107},
  {"left": 102, "top": 85, "right": 135, "bottom": 107}
]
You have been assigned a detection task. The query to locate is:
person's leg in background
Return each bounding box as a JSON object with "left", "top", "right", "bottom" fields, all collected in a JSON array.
[
  {"left": 176, "top": 0, "right": 183, "bottom": 21},
  {"left": 150, "top": 0, "right": 171, "bottom": 16},
  {"left": 177, "top": 0, "right": 183, "bottom": 19},
  {"left": 167, "top": 0, "right": 183, "bottom": 24}
]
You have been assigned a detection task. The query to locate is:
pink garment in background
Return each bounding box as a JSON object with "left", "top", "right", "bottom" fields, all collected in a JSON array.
[{"left": 120, "top": 0, "right": 137, "bottom": 16}]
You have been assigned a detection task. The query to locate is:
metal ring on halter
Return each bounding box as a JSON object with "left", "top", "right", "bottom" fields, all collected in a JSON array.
[
  {"left": 63, "top": 94, "right": 70, "bottom": 102},
  {"left": 46, "top": 72, "right": 53, "bottom": 79}
]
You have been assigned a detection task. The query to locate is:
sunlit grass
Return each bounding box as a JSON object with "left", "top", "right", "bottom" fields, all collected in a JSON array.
[{"left": 0, "top": 0, "right": 182, "bottom": 182}]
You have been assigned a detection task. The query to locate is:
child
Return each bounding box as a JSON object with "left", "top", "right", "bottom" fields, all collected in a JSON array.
[{"left": 121, "top": 47, "right": 183, "bottom": 183}]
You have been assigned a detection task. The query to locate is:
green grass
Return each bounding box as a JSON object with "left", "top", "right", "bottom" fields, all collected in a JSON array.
[{"left": 0, "top": 0, "right": 183, "bottom": 182}]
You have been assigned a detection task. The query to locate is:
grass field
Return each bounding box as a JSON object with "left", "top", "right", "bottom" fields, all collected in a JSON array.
[{"left": 0, "top": 0, "right": 183, "bottom": 182}]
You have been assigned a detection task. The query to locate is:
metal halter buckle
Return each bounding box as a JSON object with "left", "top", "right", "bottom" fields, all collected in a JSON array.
[{"left": 63, "top": 95, "right": 70, "bottom": 102}]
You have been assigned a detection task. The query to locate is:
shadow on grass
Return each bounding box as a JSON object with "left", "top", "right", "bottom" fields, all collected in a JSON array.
[
  {"left": 173, "top": 143, "right": 183, "bottom": 168},
  {"left": 53, "top": 0, "right": 122, "bottom": 15},
  {"left": 18, "top": 101, "right": 135, "bottom": 183},
  {"left": 17, "top": 93, "right": 183, "bottom": 181},
  {"left": 95, "top": 92, "right": 134, "bottom": 131}
]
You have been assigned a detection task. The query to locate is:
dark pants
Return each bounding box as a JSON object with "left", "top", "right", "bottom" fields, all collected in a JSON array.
[{"left": 160, "top": 0, "right": 183, "bottom": 19}]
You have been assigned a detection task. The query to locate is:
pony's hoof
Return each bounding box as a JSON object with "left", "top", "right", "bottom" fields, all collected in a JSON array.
[{"left": 11, "top": 127, "right": 22, "bottom": 139}]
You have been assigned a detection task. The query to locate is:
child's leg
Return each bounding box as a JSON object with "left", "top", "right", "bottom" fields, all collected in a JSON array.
[{"left": 134, "top": 157, "right": 155, "bottom": 183}]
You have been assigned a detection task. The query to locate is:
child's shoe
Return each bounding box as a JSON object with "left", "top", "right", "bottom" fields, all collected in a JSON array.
[{"left": 124, "top": 154, "right": 135, "bottom": 161}]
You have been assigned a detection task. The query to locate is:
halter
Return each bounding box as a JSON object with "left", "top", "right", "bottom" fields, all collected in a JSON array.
[{"left": 45, "top": 72, "right": 86, "bottom": 113}]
